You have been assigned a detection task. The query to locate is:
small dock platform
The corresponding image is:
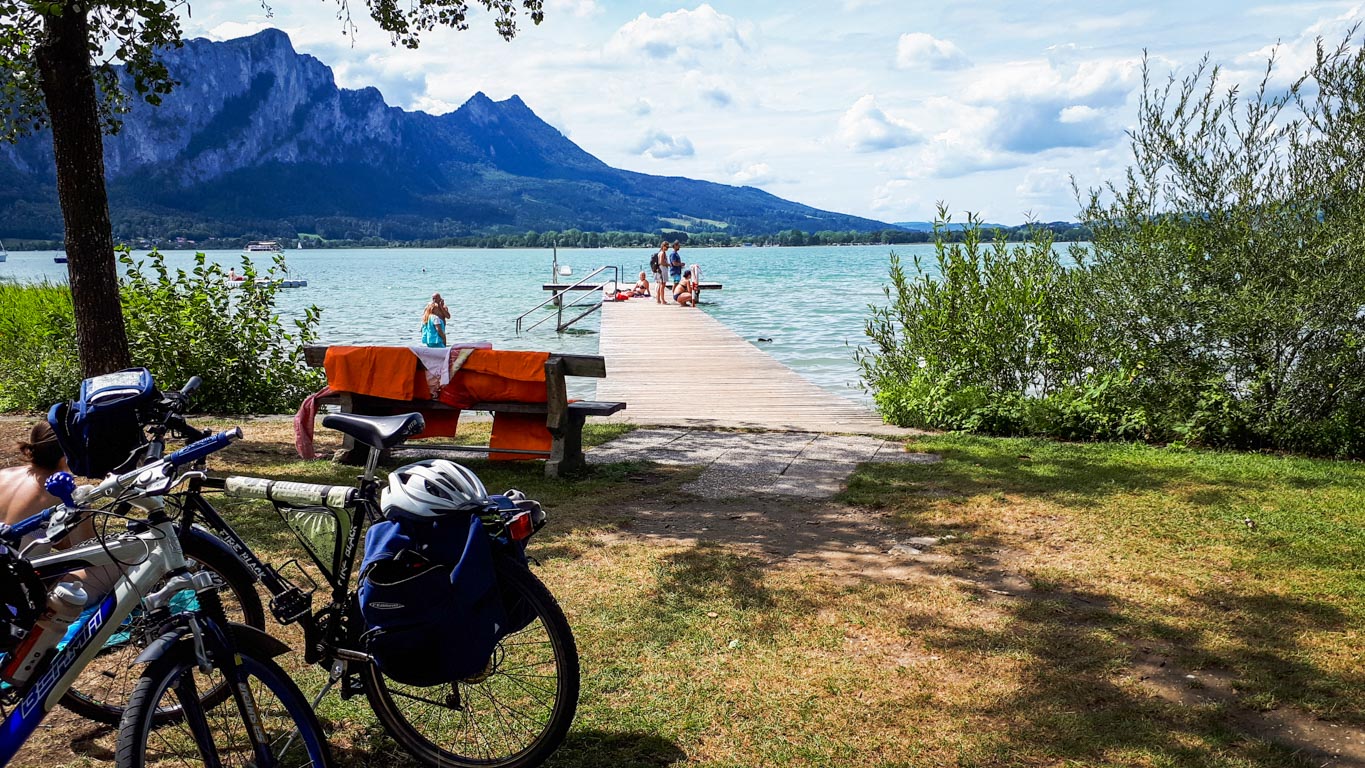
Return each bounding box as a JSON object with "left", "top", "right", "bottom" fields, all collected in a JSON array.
[
  {"left": 596, "top": 301, "right": 900, "bottom": 434},
  {"left": 543, "top": 282, "right": 723, "bottom": 291}
]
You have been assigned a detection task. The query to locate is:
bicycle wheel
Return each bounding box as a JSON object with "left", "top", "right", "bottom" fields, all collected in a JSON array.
[
  {"left": 115, "top": 628, "right": 329, "bottom": 768},
  {"left": 61, "top": 526, "right": 265, "bottom": 724},
  {"left": 363, "top": 557, "right": 580, "bottom": 768}
]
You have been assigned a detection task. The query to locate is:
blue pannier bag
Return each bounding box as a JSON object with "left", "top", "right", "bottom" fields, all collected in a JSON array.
[
  {"left": 48, "top": 368, "right": 157, "bottom": 478},
  {"left": 358, "top": 513, "right": 507, "bottom": 686}
]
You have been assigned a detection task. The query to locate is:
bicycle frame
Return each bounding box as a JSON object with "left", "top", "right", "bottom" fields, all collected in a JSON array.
[
  {"left": 190, "top": 473, "right": 381, "bottom": 667},
  {"left": 0, "top": 517, "right": 186, "bottom": 765}
]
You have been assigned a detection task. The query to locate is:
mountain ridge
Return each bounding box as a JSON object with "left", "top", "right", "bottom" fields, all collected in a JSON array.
[{"left": 0, "top": 29, "right": 893, "bottom": 241}]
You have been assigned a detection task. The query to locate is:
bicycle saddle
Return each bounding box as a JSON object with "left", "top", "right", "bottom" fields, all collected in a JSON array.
[{"left": 322, "top": 412, "right": 425, "bottom": 450}]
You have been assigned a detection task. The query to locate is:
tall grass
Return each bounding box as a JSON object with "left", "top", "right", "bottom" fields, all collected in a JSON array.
[{"left": 0, "top": 280, "right": 80, "bottom": 411}]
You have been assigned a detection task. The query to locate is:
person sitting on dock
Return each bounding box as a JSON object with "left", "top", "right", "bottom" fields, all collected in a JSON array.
[
  {"left": 227, "top": 267, "right": 244, "bottom": 281},
  {"left": 673, "top": 269, "right": 698, "bottom": 307},
  {"left": 632, "top": 271, "right": 651, "bottom": 297}
]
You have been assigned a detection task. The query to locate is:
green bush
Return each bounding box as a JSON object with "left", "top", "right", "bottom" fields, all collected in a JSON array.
[
  {"left": 860, "top": 36, "right": 1365, "bottom": 458},
  {"left": 0, "top": 251, "right": 323, "bottom": 414},
  {"left": 120, "top": 249, "right": 323, "bottom": 413}
]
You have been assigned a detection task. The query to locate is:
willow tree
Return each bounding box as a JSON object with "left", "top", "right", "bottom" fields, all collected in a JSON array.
[{"left": 0, "top": 0, "right": 543, "bottom": 378}]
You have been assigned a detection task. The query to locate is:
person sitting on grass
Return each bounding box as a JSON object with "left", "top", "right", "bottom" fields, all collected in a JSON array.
[
  {"left": 0, "top": 421, "right": 116, "bottom": 595},
  {"left": 0, "top": 422, "right": 72, "bottom": 528},
  {"left": 673, "top": 269, "right": 698, "bottom": 307}
]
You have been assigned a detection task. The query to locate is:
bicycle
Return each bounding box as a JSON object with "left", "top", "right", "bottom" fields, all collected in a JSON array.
[
  {"left": 58, "top": 379, "right": 581, "bottom": 768},
  {"left": 0, "top": 430, "right": 330, "bottom": 768}
]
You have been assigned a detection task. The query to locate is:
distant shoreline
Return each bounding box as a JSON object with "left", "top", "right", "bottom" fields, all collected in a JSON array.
[{"left": 3, "top": 223, "right": 1093, "bottom": 253}]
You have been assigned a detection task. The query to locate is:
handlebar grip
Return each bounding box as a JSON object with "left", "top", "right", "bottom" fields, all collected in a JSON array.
[
  {"left": 44, "top": 471, "right": 77, "bottom": 509},
  {"left": 4, "top": 507, "right": 55, "bottom": 542},
  {"left": 164, "top": 427, "right": 243, "bottom": 467},
  {"left": 179, "top": 376, "right": 202, "bottom": 399}
]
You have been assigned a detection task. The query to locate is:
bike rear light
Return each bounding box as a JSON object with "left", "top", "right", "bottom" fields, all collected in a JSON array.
[{"left": 507, "top": 511, "right": 534, "bottom": 541}]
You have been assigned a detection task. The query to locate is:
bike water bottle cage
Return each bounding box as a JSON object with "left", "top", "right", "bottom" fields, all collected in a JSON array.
[{"left": 381, "top": 459, "right": 491, "bottom": 522}]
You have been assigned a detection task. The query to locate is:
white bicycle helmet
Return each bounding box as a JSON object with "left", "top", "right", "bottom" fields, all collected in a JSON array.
[{"left": 381, "top": 459, "right": 490, "bottom": 520}]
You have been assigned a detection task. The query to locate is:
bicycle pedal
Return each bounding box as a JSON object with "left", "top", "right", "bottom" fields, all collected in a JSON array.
[
  {"left": 341, "top": 675, "right": 366, "bottom": 699},
  {"left": 269, "top": 587, "right": 313, "bottom": 625}
]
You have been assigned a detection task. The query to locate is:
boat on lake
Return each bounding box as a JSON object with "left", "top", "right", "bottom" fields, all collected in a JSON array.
[
  {"left": 54, "top": 254, "right": 67, "bottom": 264},
  {"left": 226, "top": 277, "right": 308, "bottom": 289},
  {"left": 245, "top": 240, "right": 283, "bottom": 253}
]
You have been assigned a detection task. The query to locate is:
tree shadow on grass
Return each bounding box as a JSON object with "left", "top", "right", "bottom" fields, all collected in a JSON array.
[{"left": 912, "top": 522, "right": 1358, "bottom": 766}]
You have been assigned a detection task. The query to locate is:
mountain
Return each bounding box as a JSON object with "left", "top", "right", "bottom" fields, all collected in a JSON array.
[
  {"left": 0, "top": 29, "right": 891, "bottom": 242},
  {"left": 894, "top": 221, "right": 1009, "bottom": 232}
]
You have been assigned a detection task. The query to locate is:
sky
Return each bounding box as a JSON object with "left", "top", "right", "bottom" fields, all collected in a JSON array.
[{"left": 187, "top": 1, "right": 1365, "bottom": 225}]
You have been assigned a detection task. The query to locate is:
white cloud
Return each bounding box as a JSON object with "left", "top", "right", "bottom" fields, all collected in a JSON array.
[
  {"left": 681, "top": 71, "right": 736, "bottom": 108},
  {"left": 605, "top": 4, "right": 747, "bottom": 63},
  {"left": 1058, "top": 105, "right": 1103, "bottom": 123},
  {"left": 205, "top": 21, "right": 271, "bottom": 40},
  {"left": 837, "top": 95, "right": 920, "bottom": 152},
  {"left": 1015, "top": 167, "right": 1071, "bottom": 200},
  {"left": 732, "top": 162, "right": 775, "bottom": 186},
  {"left": 631, "top": 99, "right": 653, "bottom": 116},
  {"left": 896, "top": 33, "right": 970, "bottom": 70},
  {"left": 961, "top": 55, "right": 1141, "bottom": 152},
  {"left": 634, "top": 130, "right": 695, "bottom": 159},
  {"left": 545, "top": 0, "right": 602, "bottom": 18}
]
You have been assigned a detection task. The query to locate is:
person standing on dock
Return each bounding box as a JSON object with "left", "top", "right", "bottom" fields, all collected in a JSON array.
[
  {"left": 421, "top": 292, "right": 450, "bottom": 347},
  {"left": 668, "top": 242, "right": 684, "bottom": 291},
  {"left": 651, "top": 242, "right": 669, "bottom": 304}
]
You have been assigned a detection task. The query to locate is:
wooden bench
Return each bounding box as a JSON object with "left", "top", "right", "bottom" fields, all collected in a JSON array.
[{"left": 303, "top": 346, "right": 625, "bottom": 477}]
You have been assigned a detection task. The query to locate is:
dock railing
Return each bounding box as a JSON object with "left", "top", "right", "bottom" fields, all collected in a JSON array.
[{"left": 515, "top": 265, "right": 620, "bottom": 334}]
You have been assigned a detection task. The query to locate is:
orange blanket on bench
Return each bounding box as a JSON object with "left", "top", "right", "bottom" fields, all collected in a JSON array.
[{"left": 320, "top": 347, "right": 551, "bottom": 460}]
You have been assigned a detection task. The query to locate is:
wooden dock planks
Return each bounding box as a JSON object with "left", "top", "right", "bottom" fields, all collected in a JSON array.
[{"left": 596, "top": 299, "right": 903, "bottom": 434}]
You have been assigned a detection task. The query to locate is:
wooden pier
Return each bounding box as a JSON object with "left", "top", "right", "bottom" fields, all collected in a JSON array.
[{"left": 596, "top": 300, "right": 903, "bottom": 434}]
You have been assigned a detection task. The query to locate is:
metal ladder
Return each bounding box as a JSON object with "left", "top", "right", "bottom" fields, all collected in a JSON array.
[{"left": 514, "top": 265, "right": 620, "bottom": 334}]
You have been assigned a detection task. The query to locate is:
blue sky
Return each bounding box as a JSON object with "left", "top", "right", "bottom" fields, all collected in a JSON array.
[{"left": 190, "top": 1, "right": 1364, "bottom": 225}]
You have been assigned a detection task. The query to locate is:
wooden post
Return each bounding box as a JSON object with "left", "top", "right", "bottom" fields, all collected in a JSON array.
[{"left": 544, "top": 356, "right": 569, "bottom": 477}]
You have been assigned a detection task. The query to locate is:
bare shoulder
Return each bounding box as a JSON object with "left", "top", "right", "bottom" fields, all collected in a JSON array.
[{"left": 0, "top": 467, "right": 49, "bottom": 525}]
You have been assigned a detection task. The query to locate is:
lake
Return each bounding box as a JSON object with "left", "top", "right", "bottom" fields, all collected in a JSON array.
[{"left": 1, "top": 244, "right": 944, "bottom": 405}]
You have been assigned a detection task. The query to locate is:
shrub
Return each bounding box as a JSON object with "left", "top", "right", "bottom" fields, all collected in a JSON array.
[
  {"left": 859, "top": 34, "right": 1365, "bottom": 458},
  {"left": 120, "top": 249, "right": 323, "bottom": 413},
  {"left": 0, "top": 251, "right": 323, "bottom": 414}
]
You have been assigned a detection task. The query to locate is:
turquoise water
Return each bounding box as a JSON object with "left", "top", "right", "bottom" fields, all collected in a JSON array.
[{"left": 1, "top": 244, "right": 938, "bottom": 404}]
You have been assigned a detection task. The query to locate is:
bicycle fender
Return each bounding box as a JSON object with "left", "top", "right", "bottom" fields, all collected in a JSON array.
[
  {"left": 134, "top": 627, "right": 189, "bottom": 664},
  {"left": 134, "top": 622, "right": 290, "bottom": 664}
]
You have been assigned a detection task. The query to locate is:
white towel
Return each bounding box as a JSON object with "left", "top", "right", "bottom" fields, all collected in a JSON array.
[
  {"left": 410, "top": 347, "right": 453, "bottom": 392},
  {"left": 409, "top": 342, "right": 494, "bottom": 394}
]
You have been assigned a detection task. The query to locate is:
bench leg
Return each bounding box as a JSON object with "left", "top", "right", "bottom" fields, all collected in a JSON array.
[{"left": 545, "top": 413, "right": 587, "bottom": 477}]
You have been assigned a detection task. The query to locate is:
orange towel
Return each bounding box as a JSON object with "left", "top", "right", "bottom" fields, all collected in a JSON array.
[
  {"left": 439, "top": 350, "right": 550, "bottom": 408},
  {"left": 324, "top": 347, "right": 422, "bottom": 401},
  {"left": 489, "top": 412, "right": 552, "bottom": 461}
]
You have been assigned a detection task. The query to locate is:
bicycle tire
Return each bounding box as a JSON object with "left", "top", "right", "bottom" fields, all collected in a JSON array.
[
  {"left": 363, "top": 556, "right": 580, "bottom": 768},
  {"left": 115, "top": 628, "right": 330, "bottom": 768},
  {"left": 60, "top": 526, "right": 265, "bottom": 724}
]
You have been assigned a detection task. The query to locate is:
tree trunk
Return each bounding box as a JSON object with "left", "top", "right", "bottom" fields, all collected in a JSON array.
[{"left": 35, "top": 4, "right": 130, "bottom": 378}]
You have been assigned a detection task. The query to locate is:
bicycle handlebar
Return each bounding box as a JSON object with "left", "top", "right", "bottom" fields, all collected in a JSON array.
[{"left": 77, "top": 428, "right": 243, "bottom": 505}]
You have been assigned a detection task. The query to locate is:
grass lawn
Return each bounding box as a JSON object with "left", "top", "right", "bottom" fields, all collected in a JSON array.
[{"left": 7, "top": 419, "right": 1363, "bottom": 767}]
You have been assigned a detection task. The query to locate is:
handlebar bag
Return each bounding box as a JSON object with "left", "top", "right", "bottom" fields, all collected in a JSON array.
[
  {"left": 48, "top": 367, "right": 157, "bottom": 477},
  {"left": 358, "top": 514, "right": 507, "bottom": 686}
]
